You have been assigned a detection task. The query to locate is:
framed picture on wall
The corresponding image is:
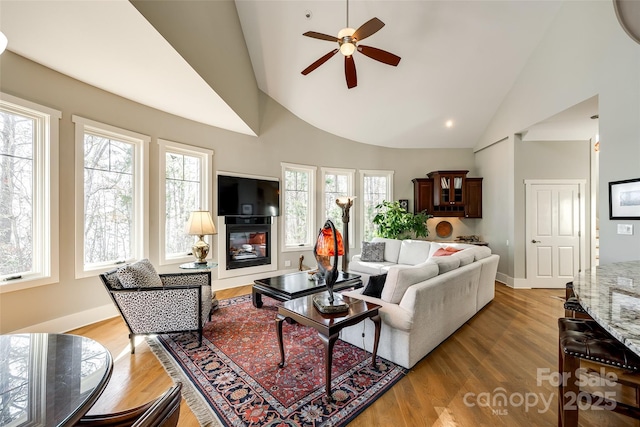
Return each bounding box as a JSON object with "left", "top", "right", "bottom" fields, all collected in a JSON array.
[
  {"left": 398, "top": 199, "right": 409, "bottom": 211},
  {"left": 609, "top": 178, "right": 640, "bottom": 219}
]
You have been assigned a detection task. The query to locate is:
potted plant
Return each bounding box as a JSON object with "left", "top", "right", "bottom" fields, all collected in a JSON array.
[{"left": 372, "top": 200, "right": 433, "bottom": 239}]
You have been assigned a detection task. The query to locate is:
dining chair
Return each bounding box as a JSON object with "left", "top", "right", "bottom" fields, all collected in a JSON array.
[{"left": 76, "top": 382, "right": 182, "bottom": 426}]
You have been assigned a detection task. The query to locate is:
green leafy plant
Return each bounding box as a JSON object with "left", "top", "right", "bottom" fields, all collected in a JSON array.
[{"left": 372, "top": 200, "right": 433, "bottom": 239}]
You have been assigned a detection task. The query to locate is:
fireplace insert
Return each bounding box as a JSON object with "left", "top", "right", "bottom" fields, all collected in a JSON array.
[{"left": 225, "top": 217, "right": 271, "bottom": 270}]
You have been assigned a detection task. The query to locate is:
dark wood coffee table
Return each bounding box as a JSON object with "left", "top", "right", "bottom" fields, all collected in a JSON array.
[
  {"left": 252, "top": 271, "right": 362, "bottom": 308},
  {"left": 275, "top": 294, "right": 381, "bottom": 401}
]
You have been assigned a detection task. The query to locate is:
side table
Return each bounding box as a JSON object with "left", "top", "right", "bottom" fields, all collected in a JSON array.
[
  {"left": 179, "top": 261, "right": 219, "bottom": 311},
  {"left": 179, "top": 261, "right": 218, "bottom": 269},
  {"left": 276, "top": 294, "right": 381, "bottom": 401}
]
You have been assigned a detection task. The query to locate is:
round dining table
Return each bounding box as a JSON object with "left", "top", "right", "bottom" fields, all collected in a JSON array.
[
  {"left": 571, "top": 260, "right": 640, "bottom": 357},
  {"left": 0, "top": 333, "right": 113, "bottom": 426}
]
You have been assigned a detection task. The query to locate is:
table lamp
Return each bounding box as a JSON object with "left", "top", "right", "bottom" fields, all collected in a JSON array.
[
  {"left": 185, "top": 210, "right": 217, "bottom": 264},
  {"left": 313, "top": 219, "right": 349, "bottom": 313}
]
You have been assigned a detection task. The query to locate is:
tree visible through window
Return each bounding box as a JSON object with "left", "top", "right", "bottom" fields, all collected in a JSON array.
[
  {"left": 74, "top": 115, "right": 148, "bottom": 275},
  {"left": 282, "top": 163, "right": 316, "bottom": 250},
  {"left": 323, "top": 168, "right": 355, "bottom": 246},
  {"left": 1, "top": 94, "right": 59, "bottom": 287},
  {"left": 83, "top": 133, "right": 134, "bottom": 264},
  {"left": 165, "top": 151, "right": 200, "bottom": 257},
  {"left": 0, "top": 110, "right": 34, "bottom": 275},
  {"left": 361, "top": 171, "right": 393, "bottom": 242}
]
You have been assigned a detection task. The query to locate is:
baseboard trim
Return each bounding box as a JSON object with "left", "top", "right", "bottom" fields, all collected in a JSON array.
[
  {"left": 10, "top": 303, "right": 119, "bottom": 334},
  {"left": 495, "top": 273, "right": 532, "bottom": 289}
]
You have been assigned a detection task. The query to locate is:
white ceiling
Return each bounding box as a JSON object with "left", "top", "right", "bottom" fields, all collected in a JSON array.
[{"left": 0, "top": 0, "right": 598, "bottom": 149}]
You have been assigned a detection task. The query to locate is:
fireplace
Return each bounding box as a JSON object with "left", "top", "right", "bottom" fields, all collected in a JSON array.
[{"left": 225, "top": 216, "right": 271, "bottom": 270}]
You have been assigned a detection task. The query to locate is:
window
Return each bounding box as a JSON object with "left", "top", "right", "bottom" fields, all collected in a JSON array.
[
  {"left": 282, "top": 163, "right": 316, "bottom": 251},
  {"left": 158, "top": 139, "right": 213, "bottom": 265},
  {"left": 360, "top": 170, "right": 394, "bottom": 242},
  {"left": 0, "top": 93, "right": 60, "bottom": 292},
  {"left": 73, "top": 116, "right": 149, "bottom": 277},
  {"left": 322, "top": 167, "right": 355, "bottom": 247}
]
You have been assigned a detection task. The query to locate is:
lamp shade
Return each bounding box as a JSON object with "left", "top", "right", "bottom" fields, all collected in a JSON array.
[
  {"left": 315, "top": 225, "right": 344, "bottom": 256},
  {"left": 185, "top": 211, "right": 217, "bottom": 236}
]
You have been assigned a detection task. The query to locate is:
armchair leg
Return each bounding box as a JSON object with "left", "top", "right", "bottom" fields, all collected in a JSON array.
[{"left": 129, "top": 333, "right": 136, "bottom": 354}]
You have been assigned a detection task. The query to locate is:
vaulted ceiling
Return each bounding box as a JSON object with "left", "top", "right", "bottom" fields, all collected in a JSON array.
[{"left": 0, "top": 0, "right": 598, "bottom": 149}]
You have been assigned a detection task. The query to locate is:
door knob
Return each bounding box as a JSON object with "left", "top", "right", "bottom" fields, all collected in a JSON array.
[{"left": 531, "top": 239, "right": 541, "bottom": 243}]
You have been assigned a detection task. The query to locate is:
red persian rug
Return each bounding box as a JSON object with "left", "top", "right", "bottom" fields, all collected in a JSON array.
[{"left": 148, "top": 294, "right": 407, "bottom": 427}]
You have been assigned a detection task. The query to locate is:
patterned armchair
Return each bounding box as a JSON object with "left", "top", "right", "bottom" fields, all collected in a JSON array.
[{"left": 99, "top": 263, "right": 212, "bottom": 354}]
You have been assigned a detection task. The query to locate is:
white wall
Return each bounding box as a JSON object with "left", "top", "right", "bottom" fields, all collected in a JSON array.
[
  {"left": 476, "top": 0, "right": 640, "bottom": 284},
  {"left": 475, "top": 138, "right": 514, "bottom": 282}
]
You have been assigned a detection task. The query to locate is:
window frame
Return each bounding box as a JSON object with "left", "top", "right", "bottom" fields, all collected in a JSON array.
[
  {"left": 359, "top": 169, "right": 394, "bottom": 243},
  {"left": 73, "top": 115, "right": 149, "bottom": 278},
  {"left": 281, "top": 162, "right": 317, "bottom": 252},
  {"left": 321, "top": 167, "right": 355, "bottom": 248},
  {"left": 0, "top": 93, "right": 60, "bottom": 293},
  {"left": 158, "top": 139, "right": 213, "bottom": 266}
]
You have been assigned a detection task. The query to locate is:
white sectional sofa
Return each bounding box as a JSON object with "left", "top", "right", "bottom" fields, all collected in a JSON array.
[{"left": 342, "top": 237, "right": 499, "bottom": 369}]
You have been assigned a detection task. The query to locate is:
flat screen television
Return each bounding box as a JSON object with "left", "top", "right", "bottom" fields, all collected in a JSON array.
[{"left": 217, "top": 175, "right": 280, "bottom": 217}]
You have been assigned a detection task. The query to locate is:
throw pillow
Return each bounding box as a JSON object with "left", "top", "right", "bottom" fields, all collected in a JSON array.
[
  {"left": 362, "top": 273, "right": 387, "bottom": 298},
  {"left": 361, "top": 241, "right": 385, "bottom": 262},
  {"left": 117, "top": 259, "right": 163, "bottom": 289},
  {"left": 432, "top": 246, "right": 461, "bottom": 257}
]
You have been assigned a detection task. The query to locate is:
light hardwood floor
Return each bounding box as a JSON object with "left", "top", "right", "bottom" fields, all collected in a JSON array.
[{"left": 71, "top": 283, "right": 640, "bottom": 426}]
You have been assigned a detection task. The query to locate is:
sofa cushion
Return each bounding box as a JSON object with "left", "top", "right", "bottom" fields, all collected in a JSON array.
[
  {"left": 397, "top": 240, "right": 432, "bottom": 265},
  {"left": 361, "top": 241, "right": 385, "bottom": 262},
  {"left": 381, "top": 262, "right": 439, "bottom": 304},
  {"left": 450, "top": 248, "right": 476, "bottom": 266},
  {"left": 428, "top": 257, "right": 461, "bottom": 274},
  {"left": 471, "top": 245, "right": 492, "bottom": 261},
  {"left": 349, "top": 258, "right": 396, "bottom": 276},
  {"left": 362, "top": 273, "right": 387, "bottom": 298},
  {"left": 372, "top": 237, "right": 402, "bottom": 263},
  {"left": 117, "top": 259, "right": 163, "bottom": 289}
]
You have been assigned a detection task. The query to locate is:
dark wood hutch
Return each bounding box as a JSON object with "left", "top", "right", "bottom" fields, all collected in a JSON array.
[{"left": 412, "top": 170, "right": 482, "bottom": 218}]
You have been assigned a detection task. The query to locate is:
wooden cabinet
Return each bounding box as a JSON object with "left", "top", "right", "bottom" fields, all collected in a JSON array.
[
  {"left": 412, "top": 178, "right": 434, "bottom": 214},
  {"left": 412, "top": 171, "right": 482, "bottom": 218},
  {"left": 427, "top": 170, "right": 468, "bottom": 207},
  {"left": 464, "top": 178, "right": 483, "bottom": 218}
]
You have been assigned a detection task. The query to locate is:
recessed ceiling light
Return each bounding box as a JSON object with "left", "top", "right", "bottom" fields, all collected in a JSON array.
[{"left": 445, "top": 120, "right": 454, "bottom": 128}]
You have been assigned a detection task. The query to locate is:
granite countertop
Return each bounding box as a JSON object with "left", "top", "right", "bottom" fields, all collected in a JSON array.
[{"left": 573, "top": 260, "right": 640, "bottom": 357}]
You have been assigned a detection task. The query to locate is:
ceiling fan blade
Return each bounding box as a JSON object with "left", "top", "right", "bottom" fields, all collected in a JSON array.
[
  {"left": 301, "top": 49, "right": 339, "bottom": 75},
  {"left": 345, "top": 55, "right": 357, "bottom": 89},
  {"left": 352, "top": 17, "right": 385, "bottom": 42},
  {"left": 303, "top": 31, "right": 339, "bottom": 42},
  {"left": 357, "top": 45, "right": 401, "bottom": 66}
]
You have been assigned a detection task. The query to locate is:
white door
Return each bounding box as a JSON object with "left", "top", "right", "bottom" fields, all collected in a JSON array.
[{"left": 525, "top": 181, "right": 584, "bottom": 288}]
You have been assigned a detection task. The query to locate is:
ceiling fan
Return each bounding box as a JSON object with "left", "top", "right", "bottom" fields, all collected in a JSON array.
[{"left": 301, "top": 0, "right": 401, "bottom": 89}]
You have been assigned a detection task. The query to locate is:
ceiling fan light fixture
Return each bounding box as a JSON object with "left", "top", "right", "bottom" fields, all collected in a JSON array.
[
  {"left": 340, "top": 41, "right": 356, "bottom": 56},
  {"left": 338, "top": 27, "right": 356, "bottom": 56},
  {"left": 337, "top": 27, "right": 355, "bottom": 38}
]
